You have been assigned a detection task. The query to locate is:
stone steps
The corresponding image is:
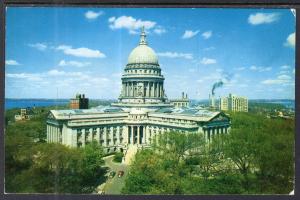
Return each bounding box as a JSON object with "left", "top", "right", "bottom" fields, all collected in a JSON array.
[{"left": 123, "top": 145, "right": 138, "bottom": 165}]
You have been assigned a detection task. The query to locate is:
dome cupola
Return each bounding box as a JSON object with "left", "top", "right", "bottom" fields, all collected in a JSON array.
[
  {"left": 127, "top": 27, "right": 158, "bottom": 65},
  {"left": 112, "top": 26, "right": 171, "bottom": 109}
]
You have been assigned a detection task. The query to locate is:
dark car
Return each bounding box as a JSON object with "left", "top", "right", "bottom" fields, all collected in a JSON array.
[
  {"left": 118, "top": 170, "right": 124, "bottom": 177},
  {"left": 109, "top": 171, "right": 116, "bottom": 178}
]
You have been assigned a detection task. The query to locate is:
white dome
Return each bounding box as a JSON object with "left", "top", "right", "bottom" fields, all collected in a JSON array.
[{"left": 128, "top": 44, "right": 158, "bottom": 65}]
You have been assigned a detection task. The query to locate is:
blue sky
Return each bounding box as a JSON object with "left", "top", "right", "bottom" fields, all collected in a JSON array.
[{"left": 5, "top": 7, "right": 295, "bottom": 99}]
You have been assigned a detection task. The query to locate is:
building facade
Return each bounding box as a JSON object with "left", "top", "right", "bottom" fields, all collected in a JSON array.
[
  {"left": 15, "top": 108, "right": 33, "bottom": 121},
  {"left": 70, "top": 93, "right": 89, "bottom": 109},
  {"left": 170, "top": 92, "right": 190, "bottom": 108},
  {"left": 220, "top": 93, "right": 248, "bottom": 112},
  {"left": 46, "top": 28, "right": 231, "bottom": 153}
]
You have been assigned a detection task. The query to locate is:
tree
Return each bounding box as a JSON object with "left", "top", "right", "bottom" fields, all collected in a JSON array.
[
  {"left": 123, "top": 131, "right": 206, "bottom": 194},
  {"left": 113, "top": 152, "right": 124, "bottom": 163}
]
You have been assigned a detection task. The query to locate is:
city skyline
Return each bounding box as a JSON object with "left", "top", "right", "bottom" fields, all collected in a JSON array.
[{"left": 5, "top": 8, "right": 296, "bottom": 100}]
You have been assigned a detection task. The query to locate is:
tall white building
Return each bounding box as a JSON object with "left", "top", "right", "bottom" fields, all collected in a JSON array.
[
  {"left": 220, "top": 93, "right": 248, "bottom": 112},
  {"left": 46, "top": 28, "right": 231, "bottom": 154}
]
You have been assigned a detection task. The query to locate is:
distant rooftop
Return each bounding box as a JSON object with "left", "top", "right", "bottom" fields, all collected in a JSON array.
[{"left": 154, "top": 107, "right": 220, "bottom": 118}]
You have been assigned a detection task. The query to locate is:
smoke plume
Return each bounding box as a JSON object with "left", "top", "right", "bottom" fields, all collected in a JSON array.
[
  {"left": 211, "top": 73, "right": 233, "bottom": 95},
  {"left": 212, "top": 81, "right": 223, "bottom": 95}
]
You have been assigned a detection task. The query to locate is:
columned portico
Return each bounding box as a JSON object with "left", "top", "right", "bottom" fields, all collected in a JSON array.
[{"left": 127, "top": 125, "right": 145, "bottom": 145}]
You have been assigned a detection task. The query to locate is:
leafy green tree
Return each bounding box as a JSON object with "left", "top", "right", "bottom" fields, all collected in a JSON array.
[{"left": 113, "top": 152, "right": 124, "bottom": 163}]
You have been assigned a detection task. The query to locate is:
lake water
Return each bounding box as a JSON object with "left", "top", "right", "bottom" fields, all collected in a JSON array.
[
  {"left": 5, "top": 98, "right": 295, "bottom": 110},
  {"left": 5, "top": 99, "right": 69, "bottom": 110}
]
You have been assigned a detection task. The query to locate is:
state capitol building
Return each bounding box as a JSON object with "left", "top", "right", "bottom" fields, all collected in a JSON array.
[{"left": 46, "top": 28, "right": 231, "bottom": 155}]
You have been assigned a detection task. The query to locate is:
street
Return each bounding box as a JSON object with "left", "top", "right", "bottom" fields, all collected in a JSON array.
[{"left": 102, "top": 155, "right": 129, "bottom": 194}]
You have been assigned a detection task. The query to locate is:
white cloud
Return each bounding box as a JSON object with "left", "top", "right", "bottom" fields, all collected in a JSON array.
[
  {"left": 182, "top": 30, "right": 199, "bottom": 39},
  {"left": 157, "top": 52, "right": 193, "bottom": 60},
  {"left": 261, "top": 79, "right": 289, "bottom": 85},
  {"left": 203, "top": 46, "right": 215, "bottom": 51},
  {"left": 85, "top": 10, "right": 104, "bottom": 20},
  {"left": 261, "top": 74, "right": 292, "bottom": 85},
  {"left": 250, "top": 66, "right": 257, "bottom": 70},
  {"left": 278, "top": 70, "right": 289, "bottom": 74},
  {"left": 249, "top": 65, "right": 272, "bottom": 72},
  {"left": 202, "top": 31, "right": 212, "bottom": 39},
  {"left": 28, "top": 43, "right": 47, "bottom": 51},
  {"left": 234, "top": 67, "right": 246, "bottom": 71},
  {"left": 108, "top": 16, "right": 156, "bottom": 34},
  {"left": 5, "top": 59, "right": 20, "bottom": 66},
  {"left": 203, "top": 73, "right": 225, "bottom": 82},
  {"left": 6, "top": 73, "right": 42, "bottom": 81},
  {"left": 248, "top": 13, "right": 280, "bottom": 25},
  {"left": 47, "top": 69, "right": 66, "bottom": 76},
  {"left": 6, "top": 69, "right": 91, "bottom": 82},
  {"left": 56, "top": 45, "right": 106, "bottom": 58},
  {"left": 280, "top": 65, "right": 290, "bottom": 69},
  {"left": 108, "top": 17, "right": 116, "bottom": 23},
  {"left": 58, "top": 60, "right": 91, "bottom": 67},
  {"left": 196, "top": 79, "right": 203, "bottom": 83},
  {"left": 200, "top": 57, "right": 217, "bottom": 65},
  {"left": 284, "top": 32, "right": 295, "bottom": 48},
  {"left": 153, "top": 26, "right": 166, "bottom": 35},
  {"left": 277, "top": 74, "right": 291, "bottom": 80}
]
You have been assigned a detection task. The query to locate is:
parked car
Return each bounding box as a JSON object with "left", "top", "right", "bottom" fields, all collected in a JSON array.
[
  {"left": 118, "top": 170, "right": 124, "bottom": 177},
  {"left": 109, "top": 171, "right": 116, "bottom": 178}
]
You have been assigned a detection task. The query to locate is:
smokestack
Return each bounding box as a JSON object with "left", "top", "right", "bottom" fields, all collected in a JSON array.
[
  {"left": 209, "top": 93, "right": 215, "bottom": 108},
  {"left": 182, "top": 92, "right": 184, "bottom": 99},
  {"left": 211, "top": 93, "right": 215, "bottom": 108}
]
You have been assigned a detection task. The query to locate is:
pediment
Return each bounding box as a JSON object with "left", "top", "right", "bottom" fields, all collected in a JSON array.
[
  {"left": 47, "top": 112, "right": 55, "bottom": 119},
  {"left": 210, "top": 113, "right": 229, "bottom": 122}
]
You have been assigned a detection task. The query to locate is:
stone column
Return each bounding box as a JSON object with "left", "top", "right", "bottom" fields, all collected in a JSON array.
[
  {"left": 104, "top": 127, "right": 107, "bottom": 146},
  {"left": 158, "top": 83, "right": 160, "bottom": 97},
  {"left": 128, "top": 82, "right": 130, "bottom": 97},
  {"left": 52, "top": 127, "right": 55, "bottom": 142},
  {"left": 49, "top": 126, "right": 51, "bottom": 142},
  {"left": 46, "top": 125, "right": 49, "bottom": 142},
  {"left": 131, "top": 126, "right": 134, "bottom": 144},
  {"left": 51, "top": 126, "right": 53, "bottom": 143},
  {"left": 54, "top": 127, "right": 56, "bottom": 142},
  {"left": 133, "top": 82, "right": 135, "bottom": 97},
  {"left": 155, "top": 82, "right": 158, "bottom": 97},
  {"left": 148, "top": 82, "right": 151, "bottom": 97},
  {"left": 82, "top": 129, "right": 86, "bottom": 147},
  {"left": 96, "top": 127, "right": 100, "bottom": 143},
  {"left": 155, "top": 82, "right": 157, "bottom": 97},
  {"left": 145, "top": 82, "right": 148, "bottom": 97},
  {"left": 126, "top": 126, "right": 129, "bottom": 144},
  {"left": 110, "top": 127, "right": 114, "bottom": 144},
  {"left": 56, "top": 127, "right": 58, "bottom": 142},
  {"left": 147, "top": 83, "right": 150, "bottom": 97},
  {"left": 151, "top": 82, "right": 154, "bottom": 97},
  {"left": 137, "top": 126, "right": 140, "bottom": 144},
  {"left": 117, "top": 126, "right": 120, "bottom": 144},
  {"left": 128, "top": 82, "right": 131, "bottom": 97},
  {"left": 90, "top": 128, "right": 93, "bottom": 141},
  {"left": 53, "top": 127, "right": 55, "bottom": 143},
  {"left": 142, "top": 126, "right": 146, "bottom": 144}
]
